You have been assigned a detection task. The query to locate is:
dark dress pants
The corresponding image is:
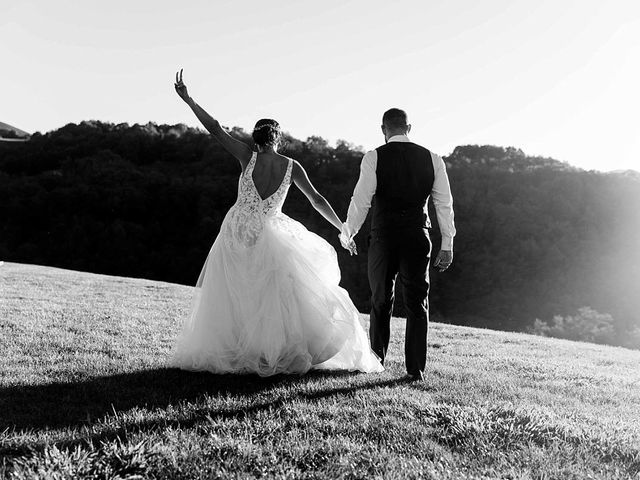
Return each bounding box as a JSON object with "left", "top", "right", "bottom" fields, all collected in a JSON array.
[{"left": 368, "top": 227, "right": 431, "bottom": 375}]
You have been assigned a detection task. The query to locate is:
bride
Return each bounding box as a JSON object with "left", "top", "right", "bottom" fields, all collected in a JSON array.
[{"left": 170, "top": 70, "right": 383, "bottom": 376}]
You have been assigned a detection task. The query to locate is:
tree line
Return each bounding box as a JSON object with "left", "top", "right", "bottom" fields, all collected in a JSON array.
[{"left": 1, "top": 121, "right": 638, "bottom": 348}]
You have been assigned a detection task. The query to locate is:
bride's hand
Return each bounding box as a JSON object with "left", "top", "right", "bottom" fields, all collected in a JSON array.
[
  {"left": 338, "top": 231, "right": 357, "bottom": 256},
  {"left": 346, "top": 239, "right": 357, "bottom": 256},
  {"left": 174, "top": 68, "right": 191, "bottom": 103}
]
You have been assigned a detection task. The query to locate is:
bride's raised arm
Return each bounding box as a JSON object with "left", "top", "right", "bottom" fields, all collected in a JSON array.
[{"left": 174, "top": 69, "right": 252, "bottom": 171}]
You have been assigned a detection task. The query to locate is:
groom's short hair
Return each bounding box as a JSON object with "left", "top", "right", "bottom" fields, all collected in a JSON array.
[{"left": 382, "top": 108, "right": 408, "bottom": 130}]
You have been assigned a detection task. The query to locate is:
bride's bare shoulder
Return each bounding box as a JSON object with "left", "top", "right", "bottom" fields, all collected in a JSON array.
[{"left": 291, "top": 159, "right": 313, "bottom": 185}]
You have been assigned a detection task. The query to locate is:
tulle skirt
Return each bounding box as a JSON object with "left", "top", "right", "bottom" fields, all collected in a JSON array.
[{"left": 171, "top": 213, "right": 383, "bottom": 376}]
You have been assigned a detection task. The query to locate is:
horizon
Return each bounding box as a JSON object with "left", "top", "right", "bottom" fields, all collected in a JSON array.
[
  {"left": 7, "top": 117, "right": 640, "bottom": 174},
  {"left": 2, "top": 0, "right": 639, "bottom": 172}
]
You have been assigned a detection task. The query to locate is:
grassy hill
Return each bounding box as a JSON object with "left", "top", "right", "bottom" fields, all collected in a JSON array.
[
  {"left": 1, "top": 262, "right": 639, "bottom": 479},
  {"left": 0, "top": 122, "right": 29, "bottom": 141}
]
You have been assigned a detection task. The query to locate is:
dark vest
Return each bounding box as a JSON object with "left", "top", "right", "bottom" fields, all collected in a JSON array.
[{"left": 371, "top": 141, "right": 435, "bottom": 232}]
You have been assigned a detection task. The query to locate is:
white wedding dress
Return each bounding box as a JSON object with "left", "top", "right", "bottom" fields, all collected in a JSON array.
[{"left": 171, "top": 152, "right": 383, "bottom": 376}]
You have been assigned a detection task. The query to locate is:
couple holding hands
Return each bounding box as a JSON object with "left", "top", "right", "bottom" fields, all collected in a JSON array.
[{"left": 171, "top": 70, "right": 455, "bottom": 381}]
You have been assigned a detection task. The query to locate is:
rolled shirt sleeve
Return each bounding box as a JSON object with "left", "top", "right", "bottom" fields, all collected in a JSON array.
[
  {"left": 343, "top": 150, "right": 378, "bottom": 239},
  {"left": 429, "top": 152, "right": 456, "bottom": 251}
]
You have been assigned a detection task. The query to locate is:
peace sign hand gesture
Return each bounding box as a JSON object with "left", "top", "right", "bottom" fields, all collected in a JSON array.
[{"left": 174, "top": 68, "right": 191, "bottom": 103}]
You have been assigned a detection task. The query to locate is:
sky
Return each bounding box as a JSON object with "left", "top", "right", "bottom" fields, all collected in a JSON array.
[{"left": 2, "top": 0, "right": 639, "bottom": 171}]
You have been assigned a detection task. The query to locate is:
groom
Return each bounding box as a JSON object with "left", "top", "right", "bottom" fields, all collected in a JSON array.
[{"left": 340, "top": 108, "right": 456, "bottom": 380}]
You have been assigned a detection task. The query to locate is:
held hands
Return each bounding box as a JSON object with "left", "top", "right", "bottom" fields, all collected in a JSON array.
[
  {"left": 433, "top": 249, "right": 453, "bottom": 272},
  {"left": 174, "top": 68, "right": 191, "bottom": 103},
  {"left": 339, "top": 233, "right": 357, "bottom": 256},
  {"left": 339, "top": 224, "right": 357, "bottom": 256}
]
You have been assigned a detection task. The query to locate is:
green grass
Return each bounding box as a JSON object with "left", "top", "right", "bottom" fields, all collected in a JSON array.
[{"left": 1, "top": 262, "right": 639, "bottom": 479}]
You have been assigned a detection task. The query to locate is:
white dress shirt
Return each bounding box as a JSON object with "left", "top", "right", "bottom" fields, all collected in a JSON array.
[{"left": 343, "top": 134, "right": 456, "bottom": 251}]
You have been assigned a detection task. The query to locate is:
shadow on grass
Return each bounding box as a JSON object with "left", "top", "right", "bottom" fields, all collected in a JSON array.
[{"left": 1, "top": 368, "right": 416, "bottom": 457}]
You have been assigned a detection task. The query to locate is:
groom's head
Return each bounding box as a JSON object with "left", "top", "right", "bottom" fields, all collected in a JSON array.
[{"left": 382, "top": 108, "right": 411, "bottom": 142}]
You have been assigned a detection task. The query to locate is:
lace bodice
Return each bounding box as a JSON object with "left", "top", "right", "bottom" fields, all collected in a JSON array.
[{"left": 222, "top": 152, "right": 293, "bottom": 248}]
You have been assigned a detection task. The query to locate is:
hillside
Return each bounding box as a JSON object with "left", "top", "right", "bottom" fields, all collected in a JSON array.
[
  {"left": 0, "top": 121, "right": 30, "bottom": 141},
  {"left": 0, "top": 121, "right": 639, "bottom": 347},
  {"left": 1, "top": 262, "right": 639, "bottom": 478}
]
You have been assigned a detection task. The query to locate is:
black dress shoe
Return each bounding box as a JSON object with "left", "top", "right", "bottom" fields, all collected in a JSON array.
[{"left": 407, "top": 371, "right": 424, "bottom": 381}]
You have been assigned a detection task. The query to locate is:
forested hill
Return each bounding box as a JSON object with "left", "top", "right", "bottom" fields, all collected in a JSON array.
[
  {"left": 0, "top": 121, "right": 30, "bottom": 141},
  {"left": 1, "top": 121, "right": 638, "bottom": 347}
]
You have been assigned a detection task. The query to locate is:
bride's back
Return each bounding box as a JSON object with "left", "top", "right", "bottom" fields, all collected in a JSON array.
[{"left": 251, "top": 152, "right": 291, "bottom": 200}]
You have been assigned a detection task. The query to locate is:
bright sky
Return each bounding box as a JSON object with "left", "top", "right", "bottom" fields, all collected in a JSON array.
[{"left": 2, "top": 0, "right": 639, "bottom": 171}]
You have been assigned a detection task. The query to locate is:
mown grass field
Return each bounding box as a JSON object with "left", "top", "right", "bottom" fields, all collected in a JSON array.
[{"left": 1, "top": 262, "right": 639, "bottom": 479}]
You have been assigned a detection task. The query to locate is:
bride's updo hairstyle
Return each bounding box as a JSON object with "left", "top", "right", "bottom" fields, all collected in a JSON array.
[{"left": 252, "top": 119, "right": 282, "bottom": 148}]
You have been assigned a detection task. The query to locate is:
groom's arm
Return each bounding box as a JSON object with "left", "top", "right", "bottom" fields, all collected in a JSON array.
[
  {"left": 429, "top": 152, "right": 456, "bottom": 251},
  {"left": 343, "top": 150, "right": 378, "bottom": 239}
]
